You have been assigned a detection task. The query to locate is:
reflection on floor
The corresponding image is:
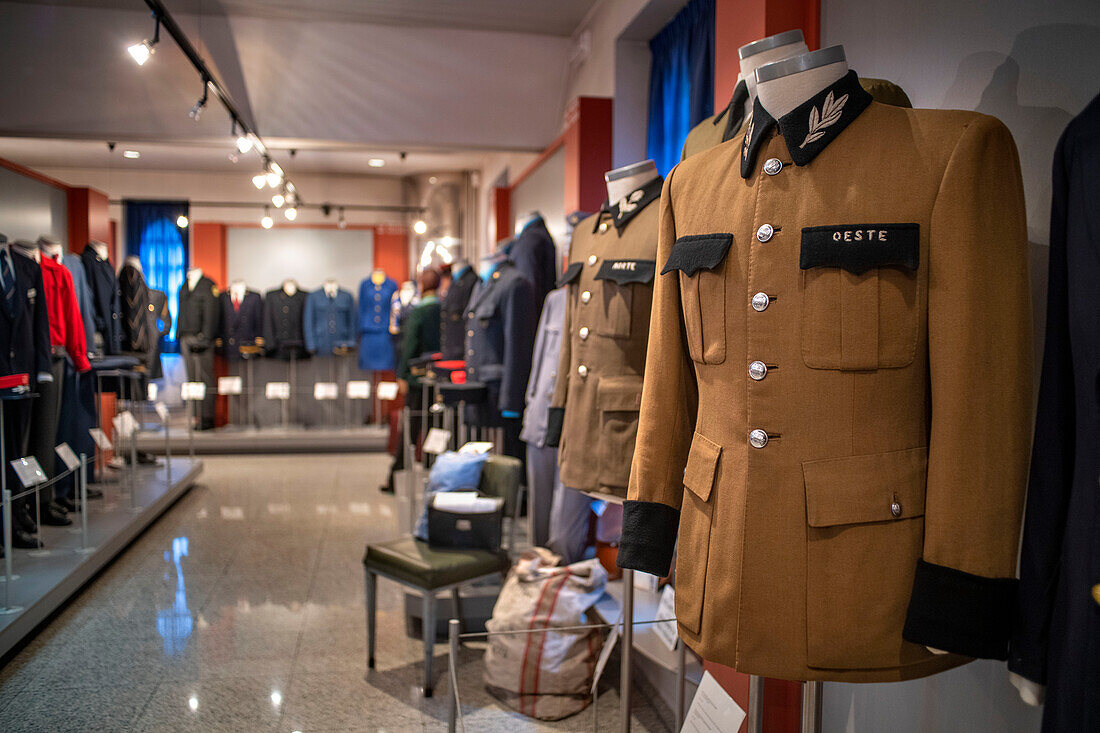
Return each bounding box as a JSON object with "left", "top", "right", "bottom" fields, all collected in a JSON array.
[{"left": 0, "top": 454, "right": 671, "bottom": 732}]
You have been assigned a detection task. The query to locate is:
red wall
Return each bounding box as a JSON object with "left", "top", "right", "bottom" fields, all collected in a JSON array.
[
  {"left": 715, "top": 0, "right": 821, "bottom": 104},
  {"left": 191, "top": 222, "right": 227, "bottom": 288},
  {"left": 373, "top": 225, "right": 409, "bottom": 283}
]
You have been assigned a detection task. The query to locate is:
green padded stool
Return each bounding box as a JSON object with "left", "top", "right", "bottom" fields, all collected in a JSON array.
[{"left": 363, "top": 454, "right": 523, "bottom": 696}]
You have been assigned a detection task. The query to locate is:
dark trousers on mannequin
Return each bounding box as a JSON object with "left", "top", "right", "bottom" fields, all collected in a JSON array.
[
  {"left": 29, "top": 356, "right": 66, "bottom": 495},
  {"left": 524, "top": 443, "right": 557, "bottom": 548},
  {"left": 548, "top": 484, "right": 592, "bottom": 564},
  {"left": 180, "top": 336, "right": 215, "bottom": 429},
  {"left": 2, "top": 396, "right": 34, "bottom": 532},
  {"left": 55, "top": 362, "right": 96, "bottom": 497}
]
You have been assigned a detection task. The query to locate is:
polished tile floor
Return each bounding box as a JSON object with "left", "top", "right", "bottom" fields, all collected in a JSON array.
[{"left": 0, "top": 454, "right": 671, "bottom": 732}]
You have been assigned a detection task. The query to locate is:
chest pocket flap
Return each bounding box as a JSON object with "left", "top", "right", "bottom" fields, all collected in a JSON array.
[
  {"left": 595, "top": 259, "right": 656, "bottom": 285},
  {"left": 662, "top": 234, "right": 733, "bottom": 364},
  {"left": 557, "top": 262, "right": 583, "bottom": 288}
]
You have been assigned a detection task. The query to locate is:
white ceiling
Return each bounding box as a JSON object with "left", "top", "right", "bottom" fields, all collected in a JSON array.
[
  {"left": 15, "top": 0, "right": 602, "bottom": 36},
  {"left": 0, "top": 0, "right": 595, "bottom": 177}
]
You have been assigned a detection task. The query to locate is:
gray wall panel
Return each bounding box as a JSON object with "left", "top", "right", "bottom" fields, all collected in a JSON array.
[{"left": 0, "top": 167, "right": 67, "bottom": 246}]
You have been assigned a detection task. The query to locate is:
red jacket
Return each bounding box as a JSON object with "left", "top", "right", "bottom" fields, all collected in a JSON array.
[{"left": 41, "top": 255, "right": 91, "bottom": 372}]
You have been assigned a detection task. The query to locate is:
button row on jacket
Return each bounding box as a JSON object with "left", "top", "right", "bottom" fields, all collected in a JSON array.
[{"left": 581, "top": 290, "right": 591, "bottom": 304}]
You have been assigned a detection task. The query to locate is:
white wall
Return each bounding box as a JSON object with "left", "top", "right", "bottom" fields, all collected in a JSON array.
[
  {"left": 0, "top": 167, "right": 67, "bottom": 246},
  {"left": 819, "top": 1, "right": 1100, "bottom": 731},
  {"left": 226, "top": 227, "right": 374, "bottom": 294},
  {"left": 510, "top": 146, "right": 568, "bottom": 256}
]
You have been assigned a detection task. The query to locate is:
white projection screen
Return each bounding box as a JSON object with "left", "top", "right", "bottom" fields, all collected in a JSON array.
[{"left": 226, "top": 227, "right": 375, "bottom": 293}]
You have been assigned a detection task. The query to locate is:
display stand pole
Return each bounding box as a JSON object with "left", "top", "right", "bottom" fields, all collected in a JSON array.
[
  {"left": 289, "top": 355, "right": 297, "bottom": 427},
  {"left": 163, "top": 409, "right": 172, "bottom": 488},
  {"left": 75, "top": 454, "right": 94, "bottom": 555},
  {"left": 129, "top": 398, "right": 139, "bottom": 512},
  {"left": 676, "top": 642, "right": 687, "bottom": 728},
  {"left": 246, "top": 355, "right": 256, "bottom": 430},
  {"left": 747, "top": 675, "right": 765, "bottom": 733},
  {"left": 620, "top": 568, "right": 634, "bottom": 733},
  {"left": 341, "top": 355, "right": 350, "bottom": 428},
  {"left": 187, "top": 399, "right": 196, "bottom": 461},
  {"left": 447, "top": 617, "right": 461, "bottom": 733},
  {"left": 1, "top": 488, "right": 19, "bottom": 614},
  {"left": 801, "top": 681, "right": 822, "bottom": 733}
]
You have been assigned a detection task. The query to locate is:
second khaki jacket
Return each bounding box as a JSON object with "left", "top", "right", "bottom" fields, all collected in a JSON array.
[
  {"left": 620, "top": 71, "right": 1033, "bottom": 683},
  {"left": 546, "top": 178, "right": 661, "bottom": 496}
]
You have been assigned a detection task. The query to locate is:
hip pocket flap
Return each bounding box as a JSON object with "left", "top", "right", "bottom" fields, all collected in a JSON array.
[
  {"left": 803, "top": 446, "right": 927, "bottom": 527},
  {"left": 684, "top": 432, "right": 722, "bottom": 503},
  {"left": 557, "top": 262, "right": 583, "bottom": 287},
  {"left": 662, "top": 234, "right": 734, "bottom": 276},
  {"left": 475, "top": 364, "right": 504, "bottom": 382},
  {"left": 596, "top": 375, "right": 643, "bottom": 411}
]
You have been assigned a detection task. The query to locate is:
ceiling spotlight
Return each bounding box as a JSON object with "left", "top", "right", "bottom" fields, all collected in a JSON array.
[
  {"left": 412, "top": 220, "right": 427, "bottom": 235},
  {"left": 284, "top": 207, "right": 297, "bottom": 221},
  {"left": 189, "top": 77, "right": 210, "bottom": 120},
  {"left": 236, "top": 134, "right": 254, "bottom": 154},
  {"left": 272, "top": 193, "right": 285, "bottom": 208},
  {"left": 252, "top": 174, "right": 267, "bottom": 189},
  {"left": 286, "top": 182, "right": 295, "bottom": 193},
  {"left": 337, "top": 208, "right": 347, "bottom": 230},
  {"left": 123, "top": 150, "right": 141, "bottom": 159},
  {"left": 176, "top": 215, "right": 189, "bottom": 228},
  {"left": 127, "top": 17, "right": 160, "bottom": 66},
  {"left": 261, "top": 208, "right": 273, "bottom": 229},
  {"left": 266, "top": 171, "right": 281, "bottom": 187},
  {"left": 368, "top": 158, "right": 385, "bottom": 168}
]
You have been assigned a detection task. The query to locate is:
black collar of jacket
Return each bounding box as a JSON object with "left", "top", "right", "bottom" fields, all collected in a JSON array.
[
  {"left": 740, "top": 69, "right": 872, "bottom": 178},
  {"left": 593, "top": 175, "right": 664, "bottom": 235},
  {"left": 713, "top": 78, "right": 749, "bottom": 143}
]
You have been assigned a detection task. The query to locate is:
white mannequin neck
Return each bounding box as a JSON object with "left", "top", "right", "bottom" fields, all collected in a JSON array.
[
  {"left": 757, "top": 56, "right": 848, "bottom": 120},
  {"left": 283, "top": 279, "right": 297, "bottom": 296},
  {"left": 187, "top": 268, "right": 203, "bottom": 290},
  {"left": 91, "top": 241, "right": 109, "bottom": 260},
  {"left": 605, "top": 160, "right": 659, "bottom": 204},
  {"left": 38, "top": 239, "right": 63, "bottom": 260},
  {"left": 741, "top": 40, "right": 808, "bottom": 102},
  {"left": 514, "top": 212, "right": 540, "bottom": 235},
  {"left": 370, "top": 269, "right": 386, "bottom": 286},
  {"left": 124, "top": 255, "right": 143, "bottom": 273},
  {"left": 323, "top": 280, "right": 339, "bottom": 298},
  {"left": 14, "top": 241, "right": 39, "bottom": 262},
  {"left": 230, "top": 281, "right": 247, "bottom": 301}
]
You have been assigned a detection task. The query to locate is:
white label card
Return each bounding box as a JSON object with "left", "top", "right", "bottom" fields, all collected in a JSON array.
[
  {"left": 681, "top": 671, "right": 746, "bottom": 733},
  {"left": 89, "top": 428, "right": 113, "bottom": 450},
  {"left": 654, "top": 585, "right": 679, "bottom": 652},
  {"left": 633, "top": 571, "right": 660, "bottom": 593},
  {"left": 155, "top": 402, "right": 170, "bottom": 422},
  {"left": 55, "top": 443, "right": 80, "bottom": 472},
  {"left": 113, "top": 411, "right": 138, "bottom": 439},
  {"left": 218, "top": 376, "right": 243, "bottom": 395},
  {"left": 314, "top": 382, "right": 339, "bottom": 400},
  {"left": 346, "top": 380, "right": 371, "bottom": 399},
  {"left": 181, "top": 381, "right": 207, "bottom": 401},
  {"left": 422, "top": 428, "right": 452, "bottom": 455},
  {"left": 458, "top": 441, "right": 493, "bottom": 455},
  {"left": 10, "top": 457, "right": 46, "bottom": 487},
  {"left": 146, "top": 382, "right": 158, "bottom": 402},
  {"left": 376, "top": 381, "right": 399, "bottom": 401},
  {"left": 265, "top": 382, "right": 291, "bottom": 400}
]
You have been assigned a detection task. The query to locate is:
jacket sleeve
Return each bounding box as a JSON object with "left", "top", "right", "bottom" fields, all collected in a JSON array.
[
  {"left": 1008, "top": 129, "right": 1074, "bottom": 684},
  {"left": 499, "top": 276, "right": 536, "bottom": 415},
  {"left": 396, "top": 306, "right": 420, "bottom": 382},
  {"left": 31, "top": 264, "right": 52, "bottom": 376},
  {"left": 262, "top": 297, "right": 277, "bottom": 354},
  {"left": 60, "top": 268, "right": 90, "bottom": 372},
  {"left": 303, "top": 294, "right": 317, "bottom": 353},
  {"left": 202, "top": 286, "right": 220, "bottom": 344},
  {"left": 901, "top": 116, "right": 1033, "bottom": 661},
  {"left": 618, "top": 169, "right": 699, "bottom": 576},
  {"left": 544, "top": 271, "right": 573, "bottom": 447},
  {"left": 524, "top": 299, "right": 551, "bottom": 409}
]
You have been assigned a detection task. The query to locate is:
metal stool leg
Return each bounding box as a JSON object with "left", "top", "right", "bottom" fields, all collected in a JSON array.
[
  {"left": 450, "top": 588, "right": 463, "bottom": 634},
  {"left": 365, "top": 570, "right": 377, "bottom": 669},
  {"left": 423, "top": 591, "right": 436, "bottom": 697}
]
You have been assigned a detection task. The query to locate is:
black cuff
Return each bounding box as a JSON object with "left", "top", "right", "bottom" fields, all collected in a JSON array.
[
  {"left": 545, "top": 407, "right": 564, "bottom": 447},
  {"left": 902, "top": 559, "right": 1017, "bottom": 660},
  {"left": 617, "top": 500, "right": 679, "bottom": 577}
]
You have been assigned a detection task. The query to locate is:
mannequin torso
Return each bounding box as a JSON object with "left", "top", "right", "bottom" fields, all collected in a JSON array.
[
  {"left": 90, "top": 240, "right": 109, "bottom": 261},
  {"left": 124, "top": 255, "right": 143, "bottom": 274},
  {"left": 323, "top": 280, "right": 339, "bottom": 298}
]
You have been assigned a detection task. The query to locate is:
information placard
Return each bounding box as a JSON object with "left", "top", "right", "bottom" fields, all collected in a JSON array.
[
  {"left": 112, "top": 411, "right": 138, "bottom": 440},
  {"left": 346, "top": 380, "right": 371, "bottom": 399},
  {"left": 147, "top": 382, "right": 158, "bottom": 402},
  {"left": 376, "top": 381, "right": 399, "bottom": 401},
  {"left": 681, "top": 671, "right": 746, "bottom": 733},
  {"left": 10, "top": 457, "right": 46, "bottom": 488},
  {"left": 313, "top": 382, "right": 339, "bottom": 400},
  {"left": 181, "top": 381, "right": 207, "bottom": 401},
  {"left": 55, "top": 442, "right": 80, "bottom": 472},
  {"left": 89, "top": 428, "right": 113, "bottom": 450},
  {"left": 155, "top": 402, "right": 170, "bottom": 422},
  {"left": 218, "top": 376, "right": 243, "bottom": 395},
  {"left": 422, "top": 428, "right": 452, "bottom": 455},
  {"left": 265, "top": 382, "right": 291, "bottom": 400},
  {"left": 653, "top": 585, "right": 679, "bottom": 651}
]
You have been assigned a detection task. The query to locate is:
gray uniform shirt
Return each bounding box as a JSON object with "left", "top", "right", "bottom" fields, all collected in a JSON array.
[{"left": 520, "top": 286, "right": 566, "bottom": 447}]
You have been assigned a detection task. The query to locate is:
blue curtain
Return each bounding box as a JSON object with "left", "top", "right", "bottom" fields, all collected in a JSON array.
[
  {"left": 124, "top": 200, "right": 189, "bottom": 352},
  {"left": 646, "top": 0, "right": 715, "bottom": 176}
]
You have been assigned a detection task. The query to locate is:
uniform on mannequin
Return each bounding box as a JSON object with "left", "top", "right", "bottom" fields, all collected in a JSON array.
[
  {"left": 124, "top": 255, "right": 143, "bottom": 274},
  {"left": 323, "top": 279, "right": 339, "bottom": 298},
  {"left": 229, "top": 280, "right": 248, "bottom": 303},
  {"left": 90, "top": 240, "right": 109, "bottom": 261},
  {"left": 187, "top": 267, "right": 204, "bottom": 290},
  {"left": 605, "top": 160, "right": 660, "bottom": 207}
]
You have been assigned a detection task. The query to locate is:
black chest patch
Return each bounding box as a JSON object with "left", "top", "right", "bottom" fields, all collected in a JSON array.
[
  {"left": 800, "top": 223, "right": 919, "bottom": 275},
  {"left": 595, "top": 259, "right": 656, "bottom": 285}
]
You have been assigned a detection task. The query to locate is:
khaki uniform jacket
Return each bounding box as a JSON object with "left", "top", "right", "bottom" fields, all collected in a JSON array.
[
  {"left": 545, "top": 177, "right": 662, "bottom": 496},
  {"left": 619, "top": 71, "right": 1032, "bottom": 682},
  {"left": 681, "top": 77, "right": 913, "bottom": 161}
]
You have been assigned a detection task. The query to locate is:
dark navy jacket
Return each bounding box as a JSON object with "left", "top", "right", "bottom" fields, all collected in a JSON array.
[
  {"left": 263, "top": 288, "right": 309, "bottom": 360},
  {"left": 509, "top": 217, "right": 557, "bottom": 318},
  {"left": 440, "top": 266, "right": 478, "bottom": 361},
  {"left": 304, "top": 287, "right": 356, "bottom": 355},
  {"left": 1010, "top": 93, "right": 1100, "bottom": 732},
  {"left": 463, "top": 262, "right": 536, "bottom": 427},
  {"left": 80, "top": 244, "right": 122, "bottom": 354},
  {"left": 1, "top": 246, "right": 51, "bottom": 382},
  {"left": 219, "top": 290, "right": 264, "bottom": 359}
]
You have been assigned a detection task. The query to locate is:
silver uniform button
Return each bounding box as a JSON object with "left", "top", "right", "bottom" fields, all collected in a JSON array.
[
  {"left": 588, "top": 254, "right": 598, "bottom": 266},
  {"left": 581, "top": 290, "right": 592, "bottom": 304},
  {"left": 599, "top": 222, "right": 608, "bottom": 233},
  {"left": 579, "top": 326, "right": 589, "bottom": 340},
  {"left": 749, "top": 429, "right": 769, "bottom": 449},
  {"left": 577, "top": 364, "right": 588, "bottom": 377},
  {"left": 748, "top": 361, "right": 767, "bottom": 380},
  {"left": 466, "top": 329, "right": 474, "bottom": 337},
  {"left": 763, "top": 158, "right": 783, "bottom": 175},
  {"left": 891, "top": 496, "right": 903, "bottom": 518},
  {"left": 756, "top": 224, "right": 774, "bottom": 242},
  {"left": 751, "top": 292, "right": 770, "bottom": 312}
]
